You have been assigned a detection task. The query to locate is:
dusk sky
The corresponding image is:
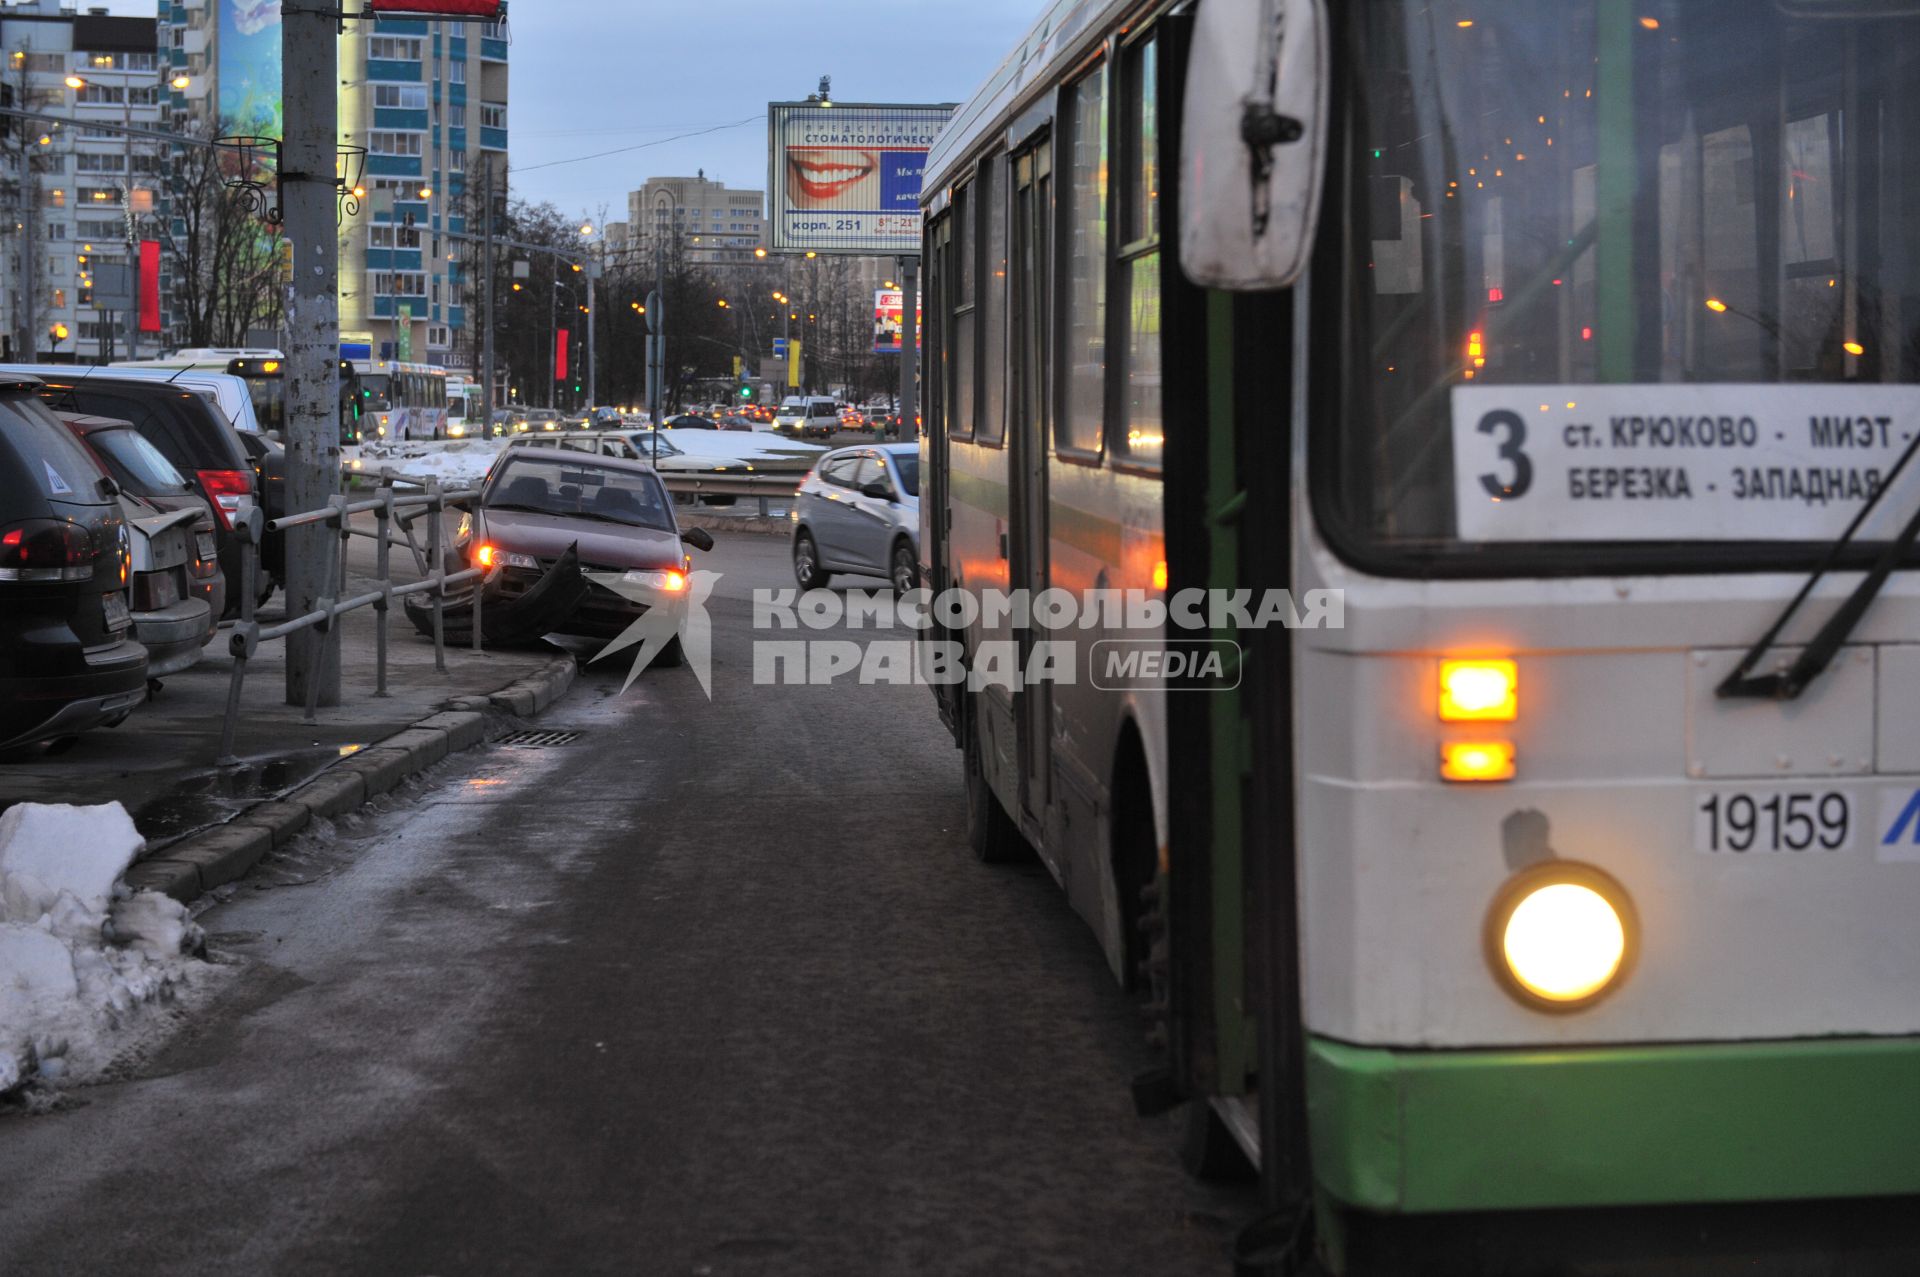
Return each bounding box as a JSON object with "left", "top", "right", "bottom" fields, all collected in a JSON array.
[{"left": 103, "top": 0, "right": 1039, "bottom": 220}]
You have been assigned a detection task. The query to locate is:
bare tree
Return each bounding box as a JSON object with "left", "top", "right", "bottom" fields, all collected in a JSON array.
[{"left": 155, "top": 122, "right": 286, "bottom": 348}]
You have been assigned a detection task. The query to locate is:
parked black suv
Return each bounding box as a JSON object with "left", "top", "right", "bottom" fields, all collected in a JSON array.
[
  {"left": 0, "top": 379, "right": 148, "bottom": 752},
  {"left": 28, "top": 376, "right": 259, "bottom": 617}
]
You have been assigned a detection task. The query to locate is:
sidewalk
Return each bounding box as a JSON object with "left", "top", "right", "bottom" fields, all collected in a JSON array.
[{"left": 0, "top": 574, "right": 570, "bottom": 856}]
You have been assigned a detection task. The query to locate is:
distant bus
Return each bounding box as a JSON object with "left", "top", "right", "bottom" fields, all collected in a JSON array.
[
  {"left": 349, "top": 358, "right": 449, "bottom": 441},
  {"left": 117, "top": 347, "right": 289, "bottom": 433},
  {"left": 445, "top": 375, "right": 483, "bottom": 438}
]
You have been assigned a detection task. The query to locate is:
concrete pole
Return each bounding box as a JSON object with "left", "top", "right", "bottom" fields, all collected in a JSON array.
[
  {"left": 898, "top": 255, "right": 919, "bottom": 441},
  {"left": 481, "top": 158, "right": 496, "bottom": 434},
  {"left": 586, "top": 264, "right": 598, "bottom": 409},
  {"left": 281, "top": 4, "right": 341, "bottom": 707}
]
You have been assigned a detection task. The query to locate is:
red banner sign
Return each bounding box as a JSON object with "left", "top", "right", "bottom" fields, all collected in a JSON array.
[
  {"left": 138, "top": 240, "right": 162, "bottom": 333},
  {"left": 555, "top": 328, "right": 569, "bottom": 382},
  {"left": 367, "top": 0, "right": 504, "bottom": 15}
]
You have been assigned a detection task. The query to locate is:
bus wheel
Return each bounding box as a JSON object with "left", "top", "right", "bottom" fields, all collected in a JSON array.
[
  {"left": 793, "top": 530, "right": 831, "bottom": 591},
  {"left": 964, "top": 701, "right": 1026, "bottom": 863},
  {"left": 1182, "top": 1099, "right": 1256, "bottom": 1182}
]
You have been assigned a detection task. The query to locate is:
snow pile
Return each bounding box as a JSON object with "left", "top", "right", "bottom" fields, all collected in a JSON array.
[
  {"left": 345, "top": 438, "right": 508, "bottom": 490},
  {"left": 664, "top": 432, "right": 825, "bottom": 467},
  {"left": 0, "top": 803, "right": 206, "bottom": 1094}
]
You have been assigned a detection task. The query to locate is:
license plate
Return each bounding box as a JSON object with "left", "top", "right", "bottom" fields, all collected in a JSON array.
[
  {"left": 102, "top": 591, "right": 130, "bottom": 633},
  {"left": 196, "top": 531, "right": 217, "bottom": 560},
  {"left": 1694, "top": 789, "right": 1855, "bottom": 854}
]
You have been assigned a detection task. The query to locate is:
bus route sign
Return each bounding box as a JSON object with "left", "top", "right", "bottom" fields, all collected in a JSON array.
[
  {"left": 1450, "top": 384, "right": 1920, "bottom": 542},
  {"left": 766, "top": 102, "right": 954, "bottom": 257}
]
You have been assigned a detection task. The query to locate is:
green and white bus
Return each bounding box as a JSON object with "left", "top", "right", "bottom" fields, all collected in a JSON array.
[{"left": 920, "top": 1, "right": 1920, "bottom": 1270}]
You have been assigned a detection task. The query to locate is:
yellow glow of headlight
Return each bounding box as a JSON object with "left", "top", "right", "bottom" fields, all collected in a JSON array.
[
  {"left": 1440, "top": 659, "right": 1517, "bottom": 721},
  {"left": 1499, "top": 881, "right": 1627, "bottom": 1004},
  {"left": 1440, "top": 740, "right": 1515, "bottom": 782}
]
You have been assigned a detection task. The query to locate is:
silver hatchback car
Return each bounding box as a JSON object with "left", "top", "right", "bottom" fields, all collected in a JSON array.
[{"left": 791, "top": 443, "right": 920, "bottom": 593}]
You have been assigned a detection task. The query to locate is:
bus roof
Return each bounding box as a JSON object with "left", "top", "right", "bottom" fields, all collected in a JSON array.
[{"left": 922, "top": 0, "right": 1131, "bottom": 197}]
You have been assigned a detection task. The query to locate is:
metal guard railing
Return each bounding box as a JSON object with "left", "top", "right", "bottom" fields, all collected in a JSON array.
[{"left": 216, "top": 472, "right": 490, "bottom": 767}]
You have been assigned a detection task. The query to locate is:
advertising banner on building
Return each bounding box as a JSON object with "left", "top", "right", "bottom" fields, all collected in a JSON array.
[
  {"left": 872, "top": 289, "right": 922, "bottom": 355},
  {"left": 767, "top": 102, "right": 954, "bottom": 256}
]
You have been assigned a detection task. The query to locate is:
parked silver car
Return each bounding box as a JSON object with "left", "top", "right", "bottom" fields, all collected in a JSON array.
[{"left": 790, "top": 443, "right": 920, "bottom": 593}]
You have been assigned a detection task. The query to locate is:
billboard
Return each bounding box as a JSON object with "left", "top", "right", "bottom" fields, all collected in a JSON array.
[
  {"left": 873, "top": 289, "right": 922, "bottom": 355},
  {"left": 219, "top": 0, "right": 283, "bottom": 142},
  {"left": 767, "top": 102, "right": 954, "bottom": 256}
]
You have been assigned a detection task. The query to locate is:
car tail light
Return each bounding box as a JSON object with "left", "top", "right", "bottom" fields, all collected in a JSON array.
[
  {"left": 0, "top": 519, "right": 95, "bottom": 582},
  {"left": 197, "top": 469, "right": 255, "bottom": 530}
]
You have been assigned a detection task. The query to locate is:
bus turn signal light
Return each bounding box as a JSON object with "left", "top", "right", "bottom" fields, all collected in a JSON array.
[
  {"left": 1440, "top": 659, "right": 1517, "bottom": 721},
  {"left": 1441, "top": 740, "right": 1515, "bottom": 782}
]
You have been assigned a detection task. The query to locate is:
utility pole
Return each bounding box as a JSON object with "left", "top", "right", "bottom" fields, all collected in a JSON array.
[
  {"left": 585, "top": 259, "right": 598, "bottom": 409},
  {"left": 481, "top": 157, "right": 496, "bottom": 435},
  {"left": 281, "top": 4, "right": 341, "bottom": 707},
  {"left": 897, "top": 255, "right": 918, "bottom": 441}
]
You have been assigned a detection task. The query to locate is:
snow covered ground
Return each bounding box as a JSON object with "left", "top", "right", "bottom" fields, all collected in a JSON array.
[
  {"left": 343, "top": 429, "right": 827, "bottom": 489},
  {"left": 0, "top": 804, "right": 209, "bottom": 1096}
]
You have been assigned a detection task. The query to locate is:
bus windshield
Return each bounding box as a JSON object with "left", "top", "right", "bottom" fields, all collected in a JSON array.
[{"left": 1326, "top": 1, "right": 1920, "bottom": 567}]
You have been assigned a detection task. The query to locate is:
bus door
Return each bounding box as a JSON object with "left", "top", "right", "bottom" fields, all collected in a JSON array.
[{"left": 1010, "top": 138, "right": 1054, "bottom": 820}]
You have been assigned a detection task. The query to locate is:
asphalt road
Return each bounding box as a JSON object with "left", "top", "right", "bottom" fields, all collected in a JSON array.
[{"left": 0, "top": 532, "right": 1253, "bottom": 1276}]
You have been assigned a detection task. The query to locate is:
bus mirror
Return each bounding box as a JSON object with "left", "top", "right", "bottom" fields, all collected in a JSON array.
[{"left": 1178, "top": 0, "right": 1329, "bottom": 291}]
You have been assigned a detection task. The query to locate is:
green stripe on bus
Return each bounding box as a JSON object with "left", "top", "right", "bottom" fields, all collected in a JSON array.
[{"left": 1308, "top": 1033, "right": 1920, "bottom": 1212}]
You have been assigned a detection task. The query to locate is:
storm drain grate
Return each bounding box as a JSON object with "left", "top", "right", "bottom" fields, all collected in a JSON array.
[{"left": 496, "top": 729, "right": 582, "bottom": 748}]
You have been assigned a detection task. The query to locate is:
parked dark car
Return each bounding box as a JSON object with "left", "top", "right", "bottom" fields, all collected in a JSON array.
[
  {"left": 663, "top": 414, "right": 717, "bottom": 430},
  {"left": 59, "top": 413, "right": 227, "bottom": 625},
  {"left": 235, "top": 429, "right": 286, "bottom": 597},
  {"left": 28, "top": 376, "right": 259, "bottom": 617},
  {"left": 0, "top": 380, "right": 148, "bottom": 752},
  {"left": 467, "top": 446, "right": 713, "bottom": 654}
]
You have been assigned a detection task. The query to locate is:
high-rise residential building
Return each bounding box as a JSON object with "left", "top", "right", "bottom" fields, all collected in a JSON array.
[
  {"left": 2, "top": 2, "right": 166, "bottom": 362},
  {"left": 627, "top": 172, "right": 765, "bottom": 269},
  {"left": 158, "top": 3, "right": 509, "bottom": 368}
]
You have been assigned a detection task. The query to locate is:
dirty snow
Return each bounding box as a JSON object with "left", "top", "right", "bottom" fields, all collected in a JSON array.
[
  {"left": 345, "top": 438, "right": 504, "bottom": 490},
  {"left": 0, "top": 803, "right": 207, "bottom": 1095}
]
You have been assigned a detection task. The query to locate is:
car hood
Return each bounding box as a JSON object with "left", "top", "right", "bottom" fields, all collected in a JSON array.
[{"left": 480, "top": 507, "right": 685, "bottom": 570}]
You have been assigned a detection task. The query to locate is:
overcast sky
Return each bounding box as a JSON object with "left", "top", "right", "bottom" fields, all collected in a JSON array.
[{"left": 103, "top": 0, "right": 1036, "bottom": 220}]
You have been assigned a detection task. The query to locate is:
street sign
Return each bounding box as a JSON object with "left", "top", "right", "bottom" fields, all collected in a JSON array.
[
  {"left": 772, "top": 337, "right": 788, "bottom": 358},
  {"left": 367, "top": 0, "right": 504, "bottom": 15}
]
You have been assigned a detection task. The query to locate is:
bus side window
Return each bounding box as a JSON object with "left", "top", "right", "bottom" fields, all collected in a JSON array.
[{"left": 1111, "top": 32, "right": 1163, "bottom": 467}]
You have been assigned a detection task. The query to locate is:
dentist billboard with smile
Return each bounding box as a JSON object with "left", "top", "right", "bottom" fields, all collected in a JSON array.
[{"left": 767, "top": 101, "right": 955, "bottom": 255}]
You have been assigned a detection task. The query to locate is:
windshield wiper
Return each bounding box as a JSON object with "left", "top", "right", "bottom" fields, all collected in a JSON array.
[{"left": 1718, "top": 426, "right": 1920, "bottom": 701}]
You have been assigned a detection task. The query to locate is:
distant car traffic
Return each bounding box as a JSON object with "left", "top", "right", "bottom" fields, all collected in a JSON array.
[
  {"left": 791, "top": 442, "right": 921, "bottom": 594},
  {"left": 0, "top": 380, "right": 148, "bottom": 752},
  {"left": 663, "top": 414, "right": 717, "bottom": 430},
  {"left": 466, "top": 446, "right": 714, "bottom": 658}
]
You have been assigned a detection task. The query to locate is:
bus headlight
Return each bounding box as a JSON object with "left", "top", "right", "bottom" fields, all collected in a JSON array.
[{"left": 1485, "top": 863, "right": 1634, "bottom": 1010}]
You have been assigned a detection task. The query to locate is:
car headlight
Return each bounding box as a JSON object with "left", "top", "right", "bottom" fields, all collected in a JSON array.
[
  {"left": 623, "top": 568, "right": 688, "bottom": 593},
  {"left": 1485, "top": 862, "right": 1635, "bottom": 1010}
]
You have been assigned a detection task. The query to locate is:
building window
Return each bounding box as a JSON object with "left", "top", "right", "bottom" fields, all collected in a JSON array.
[
  {"left": 374, "top": 84, "right": 428, "bottom": 110},
  {"left": 372, "top": 272, "right": 427, "bottom": 297},
  {"left": 369, "top": 132, "right": 425, "bottom": 157},
  {"left": 47, "top": 223, "right": 67, "bottom": 240},
  {"left": 428, "top": 325, "right": 450, "bottom": 348},
  {"left": 76, "top": 153, "right": 125, "bottom": 173},
  {"left": 369, "top": 225, "right": 422, "bottom": 249},
  {"left": 79, "top": 186, "right": 119, "bottom": 205},
  {"left": 52, "top": 288, "right": 66, "bottom": 308},
  {"left": 449, "top": 60, "right": 466, "bottom": 85},
  {"left": 480, "top": 103, "right": 506, "bottom": 130},
  {"left": 368, "top": 37, "right": 424, "bottom": 61}
]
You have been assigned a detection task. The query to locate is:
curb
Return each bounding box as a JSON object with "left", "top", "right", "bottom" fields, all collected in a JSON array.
[{"left": 121, "top": 654, "right": 578, "bottom": 903}]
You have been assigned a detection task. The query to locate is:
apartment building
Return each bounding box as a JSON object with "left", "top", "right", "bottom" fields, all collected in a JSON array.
[
  {"left": 160, "top": 3, "right": 509, "bottom": 367},
  {"left": 2, "top": 2, "right": 166, "bottom": 362},
  {"left": 626, "top": 172, "right": 765, "bottom": 270}
]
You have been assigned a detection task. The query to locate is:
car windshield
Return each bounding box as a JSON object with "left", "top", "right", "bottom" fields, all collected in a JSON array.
[
  {"left": 89, "top": 429, "right": 192, "bottom": 496},
  {"left": 1326, "top": 1, "right": 1920, "bottom": 567},
  {"left": 486, "top": 455, "right": 673, "bottom": 531},
  {"left": 893, "top": 453, "right": 920, "bottom": 497}
]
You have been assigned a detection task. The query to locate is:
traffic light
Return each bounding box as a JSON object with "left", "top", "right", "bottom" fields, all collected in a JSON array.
[{"left": 739, "top": 384, "right": 753, "bottom": 399}]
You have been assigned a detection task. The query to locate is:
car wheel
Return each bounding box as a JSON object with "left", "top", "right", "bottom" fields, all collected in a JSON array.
[
  {"left": 794, "top": 530, "right": 831, "bottom": 590},
  {"left": 652, "top": 634, "right": 685, "bottom": 668},
  {"left": 890, "top": 539, "right": 919, "bottom": 593}
]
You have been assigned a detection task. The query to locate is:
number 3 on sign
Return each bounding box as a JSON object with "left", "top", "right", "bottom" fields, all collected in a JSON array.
[{"left": 1478, "top": 410, "right": 1533, "bottom": 500}]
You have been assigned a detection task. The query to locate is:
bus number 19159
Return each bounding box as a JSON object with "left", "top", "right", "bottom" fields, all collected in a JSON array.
[{"left": 1695, "top": 791, "right": 1854, "bottom": 854}]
